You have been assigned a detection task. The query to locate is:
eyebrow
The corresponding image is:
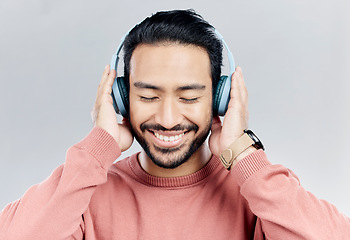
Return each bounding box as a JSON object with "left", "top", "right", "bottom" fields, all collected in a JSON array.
[
  {"left": 134, "top": 82, "right": 162, "bottom": 90},
  {"left": 133, "top": 82, "right": 206, "bottom": 91},
  {"left": 176, "top": 84, "right": 206, "bottom": 91}
]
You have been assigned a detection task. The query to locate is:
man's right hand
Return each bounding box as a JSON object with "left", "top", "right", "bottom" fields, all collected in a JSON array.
[{"left": 91, "top": 65, "right": 134, "bottom": 151}]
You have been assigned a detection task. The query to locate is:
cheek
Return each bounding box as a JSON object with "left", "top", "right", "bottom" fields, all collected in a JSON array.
[
  {"left": 183, "top": 98, "right": 212, "bottom": 126},
  {"left": 128, "top": 96, "right": 150, "bottom": 131}
]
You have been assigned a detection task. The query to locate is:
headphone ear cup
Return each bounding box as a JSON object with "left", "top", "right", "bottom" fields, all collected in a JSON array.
[
  {"left": 213, "top": 75, "right": 231, "bottom": 116},
  {"left": 111, "top": 77, "right": 129, "bottom": 118}
]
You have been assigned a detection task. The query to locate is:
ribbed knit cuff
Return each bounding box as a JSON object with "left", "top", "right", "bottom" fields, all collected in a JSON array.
[
  {"left": 74, "top": 127, "right": 121, "bottom": 170},
  {"left": 231, "top": 149, "right": 271, "bottom": 187}
]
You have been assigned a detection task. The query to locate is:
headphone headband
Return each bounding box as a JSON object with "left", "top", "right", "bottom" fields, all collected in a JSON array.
[
  {"left": 110, "top": 32, "right": 128, "bottom": 72},
  {"left": 214, "top": 29, "right": 235, "bottom": 77}
]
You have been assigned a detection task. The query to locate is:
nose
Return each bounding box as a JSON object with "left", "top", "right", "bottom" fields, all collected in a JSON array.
[{"left": 154, "top": 97, "right": 184, "bottom": 129}]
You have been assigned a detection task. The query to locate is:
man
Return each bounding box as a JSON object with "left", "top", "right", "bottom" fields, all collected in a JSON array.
[{"left": 1, "top": 9, "right": 349, "bottom": 239}]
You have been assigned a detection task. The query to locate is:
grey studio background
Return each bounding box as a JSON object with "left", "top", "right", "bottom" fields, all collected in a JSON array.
[{"left": 1, "top": 0, "right": 350, "bottom": 217}]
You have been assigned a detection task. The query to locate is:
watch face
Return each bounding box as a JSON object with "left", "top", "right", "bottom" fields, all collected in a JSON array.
[{"left": 244, "top": 130, "right": 265, "bottom": 150}]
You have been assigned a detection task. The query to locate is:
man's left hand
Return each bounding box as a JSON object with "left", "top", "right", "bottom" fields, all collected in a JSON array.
[{"left": 208, "top": 66, "right": 250, "bottom": 158}]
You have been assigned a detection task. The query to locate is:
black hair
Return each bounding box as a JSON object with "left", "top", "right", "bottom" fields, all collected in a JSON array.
[{"left": 122, "top": 9, "right": 223, "bottom": 93}]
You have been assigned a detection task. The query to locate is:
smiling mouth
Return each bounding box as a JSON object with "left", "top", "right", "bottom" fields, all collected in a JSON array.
[
  {"left": 154, "top": 132, "right": 185, "bottom": 142},
  {"left": 148, "top": 130, "right": 189, "bottom": 143}
]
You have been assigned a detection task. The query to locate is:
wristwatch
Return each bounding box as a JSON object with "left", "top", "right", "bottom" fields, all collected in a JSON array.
[{"left": 219, "top": 130, "right": 264, "bottom": 170}]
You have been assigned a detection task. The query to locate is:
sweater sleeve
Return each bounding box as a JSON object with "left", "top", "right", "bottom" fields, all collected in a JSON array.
[
  {"left": 0, "top": 127, "right": 121, "bottom": 240},
  {"left": 231, "top": 150, "right": 350, "bottom": 240}
]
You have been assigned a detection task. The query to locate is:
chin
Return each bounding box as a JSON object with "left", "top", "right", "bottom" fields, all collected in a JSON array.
[
  {"left": 147, "top": 144, "right": 194, "bottom": 169},
  {"left": 136, "top": 129, "right": 210, "bottom": 170}
]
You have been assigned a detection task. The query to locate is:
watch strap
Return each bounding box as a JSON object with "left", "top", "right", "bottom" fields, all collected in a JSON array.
[{"left": 219, "top": 133, "right": 255, "bottom": 169}]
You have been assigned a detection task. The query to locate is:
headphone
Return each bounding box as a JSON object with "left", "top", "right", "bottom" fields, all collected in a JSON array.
[{"left": 110, "top": 29, "right": 235, "bottom": 118}]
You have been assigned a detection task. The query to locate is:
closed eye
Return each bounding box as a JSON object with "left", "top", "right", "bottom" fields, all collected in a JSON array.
[
  {"left": 140, "top": 96, "right": 159, "bottom": 102},
  {"left": 180, "top": 97, "right": 199, "bottom": 103}
]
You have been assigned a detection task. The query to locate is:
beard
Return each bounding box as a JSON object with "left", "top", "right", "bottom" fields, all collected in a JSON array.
[{"left": 130, "top": 117, "right": 212, "bottom": 169}]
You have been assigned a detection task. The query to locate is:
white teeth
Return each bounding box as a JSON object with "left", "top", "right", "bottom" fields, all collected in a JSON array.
[{"left": 154, "top": 132, "right": 185, "bottom": 142}]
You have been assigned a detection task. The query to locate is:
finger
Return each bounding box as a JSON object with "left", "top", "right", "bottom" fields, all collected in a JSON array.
[
  {"left": 100, "top": 68, "right": 116, "bottom": 96},
  {"left": 234, "top": 67, "right": 245, "bottom": 95},
  {"left": 229, "top": 71, "right": 241, "bottom": 104},
  {"left": 102, "top": 64, "right": 110, "bottom": 78},
  {"left": 95, "top": 65, "right": 115, "bottom": 106},
  {"left": 231, "top": 67, "right": 247, "bottom": 104},
  {"left": 236, "top": 67, "right": 248, "bottom": 104},
  {"left": 211, "top": 116, "right": 222, "bottom": 132},
  {"left": 97, "top": 65, "right": 110, "bottom": 94},
  {"left": 237, "top": 67, "right": 247, "bottom": 92},
  {"left": 98, "top": 65, "right": 110, "bottom": 88},
  {"left": 107, "top": 69, "right": 116, "bottom": 86},
  {"left": 103, "top": 69, "right": 116, "bottom": 94},
  {"left": 235, "top": 67, "right": 249, "bottom": 125}
]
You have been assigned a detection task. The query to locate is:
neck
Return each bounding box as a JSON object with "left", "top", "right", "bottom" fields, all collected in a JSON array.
[{"left": 138, "top": 144, "right": 212, "bottom": 178}]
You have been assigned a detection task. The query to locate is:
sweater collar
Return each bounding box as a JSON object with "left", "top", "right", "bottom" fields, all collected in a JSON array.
[{"left": 128, "top": 153, "right": 221, "bottom": 188}]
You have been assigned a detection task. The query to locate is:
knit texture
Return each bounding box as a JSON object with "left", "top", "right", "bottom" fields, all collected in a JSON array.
[{"left": 1, "top": 127, "right": 349, "bottom": 239}]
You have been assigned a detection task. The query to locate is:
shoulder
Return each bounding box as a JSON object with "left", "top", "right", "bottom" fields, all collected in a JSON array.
[{"left": 107, "top": 153, "right": 140, "bottom": 182}]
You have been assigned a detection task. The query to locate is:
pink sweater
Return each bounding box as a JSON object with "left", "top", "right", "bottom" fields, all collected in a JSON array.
[{"left": 1, "top": 127, "right": 349, "bottom": 239}]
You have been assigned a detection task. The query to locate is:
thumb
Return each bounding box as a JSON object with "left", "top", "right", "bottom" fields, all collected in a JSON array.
[
  {"left": 211, "top": 116, "right": 222, "bottom": 133},
  {"left": 209, "top": 116, "right": 222, "bottom": 157}
]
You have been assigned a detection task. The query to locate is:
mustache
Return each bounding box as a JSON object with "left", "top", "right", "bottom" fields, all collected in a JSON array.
[{"left": 140, "top": 123, "right": 199, "bottom": 133}]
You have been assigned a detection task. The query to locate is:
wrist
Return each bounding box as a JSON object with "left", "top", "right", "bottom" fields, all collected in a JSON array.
[
  {"left": 219, "top": 129, "right": 264, "bottom": 170},
  {"left": 231, "top": 146, "right": 257, "bottom": 168}
]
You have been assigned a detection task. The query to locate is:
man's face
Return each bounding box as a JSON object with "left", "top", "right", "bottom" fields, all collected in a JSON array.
[{"left": 128, "top": 43, "right": 213, "bottom": 169}]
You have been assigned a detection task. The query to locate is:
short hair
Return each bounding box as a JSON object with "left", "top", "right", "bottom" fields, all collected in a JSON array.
[{"left": 123, "top": 9, "right": 223, "bottom": 93}]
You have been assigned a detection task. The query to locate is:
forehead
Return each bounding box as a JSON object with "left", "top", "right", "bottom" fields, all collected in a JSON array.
[{"left": 129, "top": 43, "right": 212, "bottom": 88}]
